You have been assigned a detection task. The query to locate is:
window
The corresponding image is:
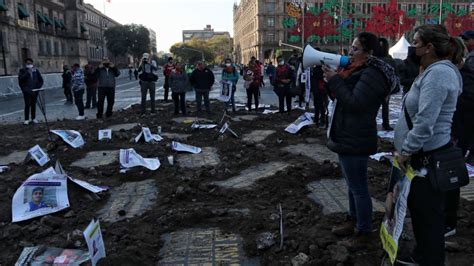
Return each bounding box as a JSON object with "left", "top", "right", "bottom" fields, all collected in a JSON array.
[
  {"left": 267, "top": 17, "right": 274, "bottom": 27},
  {"left": 266, "top": 32, "right": 275, "bottom": 42},
  {"left": 267, "top": 2, "right": 275, "bottom": 14},
  {"left": 46, "top": 40, "right": 51, "bottom": 55}
]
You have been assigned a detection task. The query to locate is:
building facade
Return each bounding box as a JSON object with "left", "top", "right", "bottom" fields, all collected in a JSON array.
[
  {"left": 233, "top": 0, "right": 472, "bottom": 64},
  {"left": 182, "top": 25, "right": 231, "bottom": 43},
  {"left": 0, "top": 0, "right": 89, "bottom": 75}
]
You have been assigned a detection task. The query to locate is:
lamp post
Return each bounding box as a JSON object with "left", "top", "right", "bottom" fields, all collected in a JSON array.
[{"left": 301, "top": 0, "right": 306, "bottom": 50}]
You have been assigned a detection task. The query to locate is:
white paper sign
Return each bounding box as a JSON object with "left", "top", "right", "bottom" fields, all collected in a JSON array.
[
  {"left": 83, "top": 219, "right": 106, "bottom": 266},
  {"left": 12, "top": 168, "right": 69, "bottom": 222},
  {"left": 0, "top": 165, "right": 9, "bottom": 173},
  {"left": 285, "top": 112, "right": 314, "bottom": 134},
  {"left": 171, "top": 141, "right": 202, "bottom": 154},
  {"left": 219, "top": 80, "right": 233, "bottom": 102},
  {"left": 369, "top": 152, "right": 393, "bottom": 161},
  {"left": 262, "top": 109, "right": 279, "bottom": 115},
  {"left": 135, "top": 127, "right": 163, "bottom": 143},
  {"left": 191, "top": 123, "right": 217, "bottom": 129},
  {"left": 51, "top": 130, "right": 85, "bottom": 148},
  {"left": 98, "top": 129, "right": 112, "bottom": 140},
  {"left": 378, "top": 130, "right": 395, "bottom": 140},
  {"left": 467, "top": 163, "right": 474, "bottom": 178},
  {"left": 119, "top": 148, "right": 160, "bottom": 170},
  {"left": 219, "top": 122, "right": 229, "bottom": 134},
  {"left": 28, "top": 145, "right": 50, "bottom": 166},
  {"left": 68, "top": 177, "right": 108, "bottom": 193}
]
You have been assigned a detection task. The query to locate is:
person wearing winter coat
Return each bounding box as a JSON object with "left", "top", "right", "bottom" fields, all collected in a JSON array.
[
  {"left": 84, "top": 64, "right": 98, "bottom": 109},
  {"left": 163, "top": 57, "right": 177, "bottom": 102},
  {"left": 190, "top": 61, "right": 215, "bottom": 113},
  {"left": 221, "top": 58, "right": 239, "bottom": 112},
  {"left": 170, "top": 64, "right": 190, "bottom": 115},
  {"left": 71, "top": 63, "right": 86, "bottom": 120},
  {"left": 138, "top": 53, "right": 158, "bottom": 115},
  {"left": 18, "top": 58, "right": 43, "bottom": 125},
  {"left": 243, "top": 61, "right": 262, "bottom": 111},
  {"left": 62, "top": 65, "right": 73, "bottom": 104},
  {"left": 94, "top": 57, "right": 120, "bottom": 119},
  {"left": 273, "top": 56, "right": 295, "bottom": 113}
]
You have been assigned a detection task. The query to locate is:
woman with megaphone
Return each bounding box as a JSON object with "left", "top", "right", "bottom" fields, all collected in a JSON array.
[{"left": 321, "top": 32, "right": 399, "bottom": 251}]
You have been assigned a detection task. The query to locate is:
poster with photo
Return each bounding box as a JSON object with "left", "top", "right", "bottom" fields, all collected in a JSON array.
[
  {"left": 218, "top": 80, "right": 232, "bottom": 102},
  {"left": 119, "top": 148, "right": 160, "bottom": 171},
  {"left": 83, "top": 219, "right": 106, "bottom": 266},
  {"left": 135, "top": 127, "right": 163, "bottom": 143},
  {"left": 28, "top": 145, "right": 50, "bottom": 167},
  {"left": 171, "top": 141, "right": 201, "bottom": 154},
  {"left": 12, "top": 168, "right": 69, "bottom": 222},
  {"left": 15, "top": 246, "right": 89, "bottom": 265},
  {"left": 285, "top": 112, "right": 314, "bottom": 134},
  {"left": 51, "top": 130, "right": 85, "bottom": 148},
  {"left": 98, "top": 129, "right": 112, "bottom": 141}
]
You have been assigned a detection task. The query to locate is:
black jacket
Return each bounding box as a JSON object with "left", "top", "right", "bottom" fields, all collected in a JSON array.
[
  {"left": 326, "top": 65, "right": 390, "bottom": 155},
  {"left": 18, "top": 68, "right": 44, "bottom": 93},
  {"left": 62, "top": 71, "right": 72, "bottom": 88},
  {"left": 190, "top": 68, "right": 215, "bottom": 92},
  {"left": 94, "top": 66, "right": 120, "bottom": 88},
  {"left": 397, "top": 59, "right": 419, "bottom": 93}
]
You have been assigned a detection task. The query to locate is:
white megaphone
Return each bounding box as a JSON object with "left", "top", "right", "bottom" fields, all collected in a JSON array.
[{"left": 302, "top": 45, "right": 349, "bottom": 69}]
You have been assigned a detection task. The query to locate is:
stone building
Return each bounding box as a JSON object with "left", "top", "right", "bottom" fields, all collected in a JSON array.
[
  {"left": 233, "top": 0, "right": 471, "bottom": 64},
  {"left": 182, "top": 25, "right": 231, "bottom": 43},
  {"left": 0, "top": 0, "right": 89, "bottom": 75}
]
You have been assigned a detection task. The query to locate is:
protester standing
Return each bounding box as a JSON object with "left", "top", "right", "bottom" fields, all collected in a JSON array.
[
  {"left": 62, "top": 65, "right": 73, "bottom": 104},
  {"left": 134, "top": 68, "right": 139, "bottom": 80},
  {"left": 190, "top": 61, "right": 214, "bottom": 113},
  {"left": 243, "top": 61, "right": 261, "bottom": 112},
  {"left": 322, "top": 32, "right": 398, "bottom": 250},
  {"left": 138, "top": 53, "right": 158, "bottom": 115},
  {"left": 94, "top": 58, "right": 120, "bottom": 119},
  {"left": 163, "top": 57, "right": 176, "bottom": 102},
  {"left": 170, "top": 64, "right": 189, "bottom": 115},
  {"left": 273, "top": 56, "right": 295, "bottom": 113},
  {"left": 84, "top": 64, "right": 98, "bottom": 109},
  {"left": 128, "top": 67, "right": 133, "bottom": 80},
  {"left": 310, "top": 64, "right": 327, "bottom": 127},
  {"left": 221, "top": 58, "right": 239, "bottom": 112},
  {"left": 18, "top": 58, "right": 43, "bottom": 125},
  {"left": 398, "top": 47, "right": 420, "bottom": 95},
  {"left": 394, "top": 25, "right": 464, "bottom": 265},
  {"left": 266, "top": 61, "right": 276, "bottom": 85},
  {"left": 71, "top": 63, "right": 86, "bottom": 120},
  {"left": 379, "top": 37, "right": 399, "bottom": 131}
]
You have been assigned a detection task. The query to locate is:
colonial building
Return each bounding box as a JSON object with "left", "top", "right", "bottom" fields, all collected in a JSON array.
[
  {"left": 182, "top": 25, "right": 231, "bottom": 43},
  {"left": 233, "top": 0, "right": 472, "bottom": 64},
  {"left": 0, "top": 0, "right": 89, "bottom": 75}
]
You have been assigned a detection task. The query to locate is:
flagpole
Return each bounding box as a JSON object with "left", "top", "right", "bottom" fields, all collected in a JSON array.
[
  {"left": 103, "top": 0, "right": 106, "bottom": 15},
  {"left": 438, "top": 0, "right": 442, "bottom": 24}
]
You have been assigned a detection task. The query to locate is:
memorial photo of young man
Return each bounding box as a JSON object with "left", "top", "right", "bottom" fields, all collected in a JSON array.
[{"left": 28, "top": 187, "right": 48, "bottom": 212}]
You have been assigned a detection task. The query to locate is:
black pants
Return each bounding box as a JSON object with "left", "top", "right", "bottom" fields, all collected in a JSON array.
[
  {"left": 445, "top": 188, "right": 460, "bottom": 229},
  {"left": 164, "top": 76, "right": 170, "bottom": 101},
  {"left": 278, "top": 91, "right": 292, "bottom": 113},
  {"left": 85, "top": 86, "right": 97, "bottom": 108},
  {"left": 246, "top": 85, "right": 259, "bottom": 111},
  {"left": 408, "top": 176, "right": 445, "bottom": 265},
  {"left": 172, "top": 92, "right": 186, "bottom": 114},
  {"left": 22, "top": 91, "right": 38, "bottom": 120},
  {"left": 382, "top": 97, "right": 390, "bottom": 128},
  {"left": 64, "top": 86, "right": 72, "bottom": 103},
  {"left": 314, "top": 89, "right": 328, "bottom": 125},
  {"left": 73, "top": 89, "right": 84, "bottom": 116},
  {"left": 140, "top": 81, "right": 156, "bottom": 113},
  {"left": 195, "top": 90, "right": 210, "bottom": 112},
  {"left": 97, "top": 87, "right": 115, "bottom": 118}
]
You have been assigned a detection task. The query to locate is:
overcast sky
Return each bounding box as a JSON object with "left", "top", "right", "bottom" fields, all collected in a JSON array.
[{"left": 84, "top": 0, "right": 238, "bottom": 52}]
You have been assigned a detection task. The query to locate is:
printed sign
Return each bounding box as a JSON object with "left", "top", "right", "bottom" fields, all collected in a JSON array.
[
  {"left": 285, "top": 112, "right": 314, "bottom": 134},
  {"left": 218, "top": 80, "right": 233, "bottom": 102},
  {"left": 191, "top": 123, "right": 217, "bottom": 129},
  {"left": 15, "top": 246, "right": 89, "bottom": 265},
  {"left": 135, "top": 127, "right": 163, "bottom": 143},
  {"left": 51, "top": 130, "right": 85, "bottom": 148},
  {"left": 83, "top": 219, "right": 106, "bottom": 266},
  {"left": 171, "top": 141, "right": 202, "bottom": 154},
  {"left": 119, "top": 148, "right": 160, "bottom": 171},
  {"left": 98, "top": 129, "right": 112, "bottom": 140},
  {"left": 28, "top": 145, "right": 50, "bottom": 166}
]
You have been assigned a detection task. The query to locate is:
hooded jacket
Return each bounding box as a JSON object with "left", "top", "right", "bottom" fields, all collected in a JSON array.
[{"left": 94, "top": 66, "right": 120, "bottom": 88}]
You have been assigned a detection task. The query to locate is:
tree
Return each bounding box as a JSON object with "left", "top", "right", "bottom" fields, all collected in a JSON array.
[
  {"left": 104, "top": 24, "right": 151, "bottom": 60},
  {"left": 104, "top": 25, "right": 129, "bottom": 58}
]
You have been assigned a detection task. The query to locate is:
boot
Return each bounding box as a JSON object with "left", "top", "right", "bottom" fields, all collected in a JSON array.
[
  {"left": 338, "top": 230, "right": 370, "bottom": 252},
  {"left": 331, "top": 219, "right": 356, "bottom": 237}
]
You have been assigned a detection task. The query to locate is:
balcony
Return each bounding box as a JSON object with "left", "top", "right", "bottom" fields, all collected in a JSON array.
[{"left": 17, "top": 19, "right": 35, "bottom": 30}]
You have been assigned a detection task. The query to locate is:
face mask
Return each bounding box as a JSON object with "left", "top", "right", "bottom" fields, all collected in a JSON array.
[
  {"left": 225, "top": 63, "right": 231, "bottom": 67},
  {"left": 26, "top": 64, "right": 33, "bottom": 69},
  {"left": 407, "top": 46, "right": 422, "bottom": 65},
  {"left": 103, "top": 63, "right": 110, "bottom": 67}
]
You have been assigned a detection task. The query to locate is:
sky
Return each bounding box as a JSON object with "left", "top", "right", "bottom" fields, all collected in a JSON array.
[{"left": 84, "top": 0, "right": 239, "bottom": 52}]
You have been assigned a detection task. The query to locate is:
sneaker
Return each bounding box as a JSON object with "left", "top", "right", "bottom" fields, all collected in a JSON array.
[
  {"left": 338, "top": 231, "right": 370, "bottom": 251},
  {"left": 75, "top": 115, "right": 85, "bottom": 120},
  {"left": 395, "top": 255, "right": 419, "bottom": 265},
  {"left": 31, "top": 119, "right": 39, "bottom": 124},
  {"left": 332, "top": 220, "right": 356, "bottom": 237},
  {"left": 23, "top": 120, "right": 30, "bottom": 125},
  {"left": 444, "top": 227, "right": 456, "bottom": 237}
]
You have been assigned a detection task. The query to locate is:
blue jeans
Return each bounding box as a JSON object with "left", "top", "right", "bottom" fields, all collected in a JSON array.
[
  {"left": 338, "top": 154, "right": 372, "bottom": 233},
  {"left": 225, "top": 84, "right": 236, "bottom": 111}
]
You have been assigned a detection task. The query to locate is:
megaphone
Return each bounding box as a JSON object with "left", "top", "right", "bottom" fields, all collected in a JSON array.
[{"left": 302, "top": 45, "right": 349, "bottom": 69}]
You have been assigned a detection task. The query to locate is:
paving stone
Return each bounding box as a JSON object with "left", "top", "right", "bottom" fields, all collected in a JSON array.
[
  {"left": 176, "top": 147, "right": 220, "bottom": 168},
  {"left": 108, "top": 123, "right": 138, "bottom": 131},
  {"left": 232, "top": 115, "right": 259, "bottom": 122},
  {"left": 461, "top": 180, "right": 474, "bottom": 202},
  {"left": 242, "top": 130, "right": 276, "bottom": 144},
  {"left": 158, "top": 228, "right": 259, "bottom": 265},
  {"left": 306, "top": 179, "right": 385, "bottom": 215},
  {"left": 172, "top": 117, "right": 213, "bottom": 124},
  {"left": 282, "top": 143, "right": 338, "bottom": 163},
  {"left": 97, "top": 179, "right": 157, "bottom": 223},
  {"left": 161, "top": 132, "right": 192, "bottom": 141},
  {"left": 0, "top": 150, "right": 28, "bottom": 165},
  {"left": 213, "top": 161, "right": 290, "bottom": 189},
  {"left": 71, "top": 150, "right": 119, "bottom": 169}
]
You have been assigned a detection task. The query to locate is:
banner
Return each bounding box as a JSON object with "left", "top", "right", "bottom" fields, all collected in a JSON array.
[
  {"left": 51, "top": 130, "right": 85, "bottom": 148},
  {"left": 218, "top": 80, "right": 233, "bottom": 102},
  {"left": 380, "top": 160, "right": 415, "bottom": 264},
  {"left": 98, "top": 129, "right": 112, "bottom": 140},
  {"left": 83, "top": 219, "right": 106, "bottom": 266},
  {"left": 285, "top": 112, "right": 314, "bottom": 134},
  {"left": 119, "top": 148, "right": 160, "bottom": 170},
  {"left": 135, "top": 127, "right": 163, "bottom": 143},
  {"left": 171, "top": 141, "right": 201, "bottom": 154},
  {"left": 15, "top": 246, "right": 89, "bottom": 265},
  {"left": 12, "top": 167, "right": 69, "bottom": 222},
  {"left": 28, "top": 145, "right": 50, "bottom": 166}
]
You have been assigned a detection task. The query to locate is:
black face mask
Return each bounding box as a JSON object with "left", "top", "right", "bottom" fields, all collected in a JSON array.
[{"left": 407, "top": 46, "right": 421, "bottom": 65}]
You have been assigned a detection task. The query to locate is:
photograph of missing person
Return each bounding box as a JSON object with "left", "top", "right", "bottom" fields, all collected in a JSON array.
[{"left": 24, "top": 186, "right": 56, "bottom": 212}]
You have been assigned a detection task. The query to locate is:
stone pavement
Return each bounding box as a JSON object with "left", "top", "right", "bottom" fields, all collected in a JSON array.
[
  {"left": 461, "top": 180, "right": 474, "bottom": 202},
  {"left": 282, "top": 143, "right": 338, "bottom": 164},
  {"left": 176, "top": 147, "right": 220, "bottom": 169},
  {"left": 97, "top": 179, "right": 157, "bottom": 223},
  {"left": 307, "top": 179, "right": 385, "bottom": 215},
  {"left": 213, "top": 161, "right": 290, "bottom": 189},
  {"left": 158, "top": 228, "right": 259, "bottom": 265},
  {"left": 71, "top": 150, "right": 119, "bottom": 169},
  {"left": 242, "top": 130, "right": 276, "bottom": 144},
  {"left": 0, "top": 150, "right": 28, "bottom": 165}
]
